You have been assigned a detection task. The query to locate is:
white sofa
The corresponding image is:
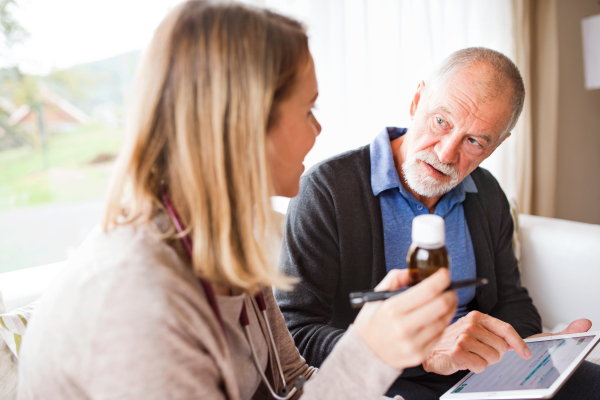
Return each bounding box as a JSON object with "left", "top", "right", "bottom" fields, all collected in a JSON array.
[
  {"left": 1, "top": 262, "right": 66, "bottom": 313},
  {"left": 518, "top": 214, "right": 600, "bottom": 332},
  {"left": 1, "top": 213, "right": 600, "bottom": 400}
]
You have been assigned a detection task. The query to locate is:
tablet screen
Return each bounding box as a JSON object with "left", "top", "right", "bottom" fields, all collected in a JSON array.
[{"left": 451, "top": 335, "right": 595, "bottom": 394}]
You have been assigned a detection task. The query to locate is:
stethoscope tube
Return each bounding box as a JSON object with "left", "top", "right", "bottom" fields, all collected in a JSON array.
[
  {"left": 254, "top": 292, "right": 287, "bottom": 389},
  {"left": 162, "top": 191, "right": 306, "bottom": 398},
  {"left": 241, "top": 302, "right": 302, "bottom": 400}
]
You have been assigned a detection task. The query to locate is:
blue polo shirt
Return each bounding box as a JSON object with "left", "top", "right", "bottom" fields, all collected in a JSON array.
[{"left": 370, "top": 127, "right": 477, "bottom": 320}]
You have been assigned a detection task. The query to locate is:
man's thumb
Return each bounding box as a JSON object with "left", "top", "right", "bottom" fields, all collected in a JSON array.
[{"left": 561, "top": 319, "right": 592, "bottom": 335}]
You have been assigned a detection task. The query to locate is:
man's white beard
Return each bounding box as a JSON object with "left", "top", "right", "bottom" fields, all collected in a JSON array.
[{"left": 401, "top": 150, "right": 461, "bottom": 197}]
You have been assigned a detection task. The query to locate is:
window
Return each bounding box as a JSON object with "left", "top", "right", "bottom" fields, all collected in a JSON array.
[
  {"left": 1, "top": 0, "right": 517, "bottom": 273},
  {"left": 0, "top": 0, "right": 180, "bottom": 273}
]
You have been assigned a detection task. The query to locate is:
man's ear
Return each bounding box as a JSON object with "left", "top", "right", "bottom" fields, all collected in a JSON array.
[{"left": 409, "top": 80, "right": 426, "bottom": 120}]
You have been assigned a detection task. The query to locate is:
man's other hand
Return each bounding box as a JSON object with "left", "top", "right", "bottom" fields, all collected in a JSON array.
[
  {"left": 527, "top": 319, "right": 592, "bottom": 339},
  {"left": 422, "top": 311, "right": 532, "bottom": 375}
]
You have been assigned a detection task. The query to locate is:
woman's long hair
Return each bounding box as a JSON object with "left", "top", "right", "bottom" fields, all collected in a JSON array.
[{"left": 102, "top": 0, "right": 308, "bottom": 293}]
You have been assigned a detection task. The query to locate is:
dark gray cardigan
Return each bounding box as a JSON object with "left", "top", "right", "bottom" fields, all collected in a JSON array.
[{"left": 275, "top": 144, "right": 542, "bottom": 374}]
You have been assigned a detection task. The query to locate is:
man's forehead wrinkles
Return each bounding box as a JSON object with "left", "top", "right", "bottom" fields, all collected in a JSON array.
[
  {"left": 452, "top": 87, "right": 482, "bottom": 115},
  {"left": 448, "top": 88, "right": 496, "bottom": 127}
]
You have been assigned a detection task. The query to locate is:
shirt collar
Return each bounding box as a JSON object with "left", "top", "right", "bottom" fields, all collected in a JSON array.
[
  {"left": 433, "top": 174, "right": 478, "bottom": 217},
  {"left": 462, "top": 174, "right": 478, "bottom": 193},
  {"left": 369, "top": 126, "right": 478, "bottom": 199},
  {"left": 370, "top": 127, "right": 407, "bottom": 196}
]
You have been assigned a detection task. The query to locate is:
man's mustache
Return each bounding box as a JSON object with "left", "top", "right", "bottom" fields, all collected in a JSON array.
[{"left": 415, "top": 151, "right": 460, "bottom": 180}]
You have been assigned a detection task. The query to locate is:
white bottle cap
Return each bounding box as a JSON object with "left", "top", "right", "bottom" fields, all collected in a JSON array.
[{"left": 412, "top": 215, "right": 445, "bottom": 248}]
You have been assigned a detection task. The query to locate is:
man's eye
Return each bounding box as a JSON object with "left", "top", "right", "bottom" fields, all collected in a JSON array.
[
  {"left": 468, "top": 138, "right": 481, "bottom": 147},
  {"left": 436, "top": 117, "right": 446, "bottom": 126}
]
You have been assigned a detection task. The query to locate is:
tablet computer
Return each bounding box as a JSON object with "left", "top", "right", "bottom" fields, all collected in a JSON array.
[{"left": 441, "top": 331, "right": 600, "bottom": 399}]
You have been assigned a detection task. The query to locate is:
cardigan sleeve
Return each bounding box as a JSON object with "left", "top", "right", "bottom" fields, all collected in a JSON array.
[
  {"left": 486, "top": 187, "right": 542, "bottom": 337},
  {"left": 274, "top": 173, "right": 347, "bottom": 367},
  {"left": 465, "top": 167, "right": 542, "bottom": 338}
]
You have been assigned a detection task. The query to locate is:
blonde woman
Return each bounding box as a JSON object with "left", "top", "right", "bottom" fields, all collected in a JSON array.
[{"left": 17, "top": 2, "right": 457, "bottom": 399}]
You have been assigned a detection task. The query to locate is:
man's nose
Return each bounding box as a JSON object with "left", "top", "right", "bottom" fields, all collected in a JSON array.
[{"left": 435, "top": 134, "right": 461, "bottom": 164}]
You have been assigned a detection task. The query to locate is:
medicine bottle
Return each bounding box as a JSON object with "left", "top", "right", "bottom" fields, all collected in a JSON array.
[{"left": 407, "top": 214, "right": 449, "bottom": 286}]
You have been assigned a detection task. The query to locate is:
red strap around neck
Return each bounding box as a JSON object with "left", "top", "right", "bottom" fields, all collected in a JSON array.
[{"left": 161, "top": 191, "right": 228, "bottom": 338}]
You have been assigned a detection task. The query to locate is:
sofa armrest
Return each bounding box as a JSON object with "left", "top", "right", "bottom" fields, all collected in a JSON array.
[
  {"left": 0, "top": 262, "right": 66, "bottom": 312},
  {"left": 519, "top": 214, "right": 600, "bottom": 331}
]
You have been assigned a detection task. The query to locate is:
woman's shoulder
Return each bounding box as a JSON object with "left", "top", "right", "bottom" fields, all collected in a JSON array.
[
  {"left": 18, "top": 221, "right": 234, "bottom": 399},
  {"left": 44, "top": 223, "right": 183, "bottom": 303},
  {"left": 21, "top": 220, "right": 223, "bottom": 364}
]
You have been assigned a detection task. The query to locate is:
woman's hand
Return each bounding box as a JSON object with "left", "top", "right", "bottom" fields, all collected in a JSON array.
[{"left": 353, "top": 268, "right": 457, "bottom": 371}]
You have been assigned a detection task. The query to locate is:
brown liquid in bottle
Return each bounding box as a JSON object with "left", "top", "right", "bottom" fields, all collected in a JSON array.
[
  {"left": 407, "top": 214, "right": 449, "bottom": 286},
  {"left": 407, "top": 244, "right": 449, "bottom": 286}
]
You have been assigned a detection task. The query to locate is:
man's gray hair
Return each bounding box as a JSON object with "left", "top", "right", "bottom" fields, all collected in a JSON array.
[{"left": 424, "top": 47, "right": 525, "bottom": 141}]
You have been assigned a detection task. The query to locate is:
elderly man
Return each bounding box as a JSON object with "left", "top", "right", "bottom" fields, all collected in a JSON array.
[{"left": 275, "top": 47, "right": 598, "bottom": 399}]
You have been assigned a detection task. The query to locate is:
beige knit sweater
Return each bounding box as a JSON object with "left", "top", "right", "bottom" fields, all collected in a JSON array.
[{"left": 17, "top": 216, "right": 402, "bottom": 399}]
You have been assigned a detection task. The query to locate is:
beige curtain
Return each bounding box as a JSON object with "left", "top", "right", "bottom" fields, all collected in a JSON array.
[
  {"left": 512, "top": 0, "right": 534, "bottom": 214},
  {"left": 531, "top": 0, "right": 559, "bottom": 218},
  {"left": 512, "top": 0, "right": 559, "bottom": 217}
]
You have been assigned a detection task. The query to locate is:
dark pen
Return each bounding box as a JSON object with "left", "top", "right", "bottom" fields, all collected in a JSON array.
[{"left": 349, "top": 277, "right": 489, "bottom": 309}]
